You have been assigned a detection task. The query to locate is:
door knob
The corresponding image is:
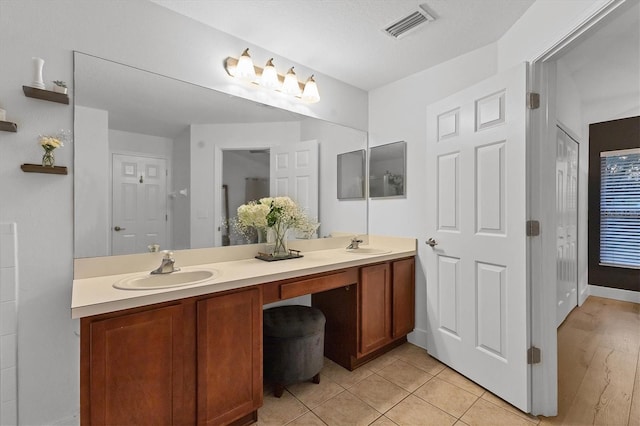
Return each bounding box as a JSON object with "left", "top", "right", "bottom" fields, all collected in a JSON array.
[
  {"left": 114, "top": 226, "right": 126, "bottom": 231},
  {"left": 426, "top": 238, "right": 438, "bottom": 247}
]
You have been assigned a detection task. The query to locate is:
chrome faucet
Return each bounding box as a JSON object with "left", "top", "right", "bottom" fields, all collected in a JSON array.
[
  {"left": 346, "top": 237, "right": 363, "bottom": 250},
  {"left": 151, "top": 250, "right": 180, "bottom": 274}
]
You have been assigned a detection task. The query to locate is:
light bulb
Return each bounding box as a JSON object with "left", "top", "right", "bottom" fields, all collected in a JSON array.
[
  {"left": 302, "top": 75, "right": 320, "bottom": 103},
  {"left": 282, "top": 67, "right": 301, "bottom": 96},
  {"left": 260, "top": 58, "right": 280, "bottom": 89},
  {"left": 235, "top": 48, "right": 256, "bottom": 81}
]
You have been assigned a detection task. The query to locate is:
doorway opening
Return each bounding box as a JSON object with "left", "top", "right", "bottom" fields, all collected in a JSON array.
[
  {"left": 221, "top": 149, "right": 270, "bottom": 246},
  {"left": 530, "top": 0, "right": 639, "bottom": 416}
]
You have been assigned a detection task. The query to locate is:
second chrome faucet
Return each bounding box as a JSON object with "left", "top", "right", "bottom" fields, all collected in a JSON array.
[{"left": 151, "top": 250, "right": 180, "bottom": 274}]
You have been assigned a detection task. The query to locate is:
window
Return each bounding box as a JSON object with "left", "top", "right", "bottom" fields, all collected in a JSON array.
[
  {"left": 599, "top": 149, "right": 640, "bottom": 268},
  {"left": 588, "top": 116, "right": 639, "bottom": 292}
]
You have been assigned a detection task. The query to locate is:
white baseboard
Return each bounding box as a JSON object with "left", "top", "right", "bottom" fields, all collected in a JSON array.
[
  {"left": 588, "top": 285, "right": 640, "bottom": 304},
  {"left": 407, "top": 328, "right": 428, "bottom": 350}
]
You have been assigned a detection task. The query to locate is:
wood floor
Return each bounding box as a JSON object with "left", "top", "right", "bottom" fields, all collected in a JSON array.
[{"left": 539, "top": 296, "right": 640, "bottom": 426}]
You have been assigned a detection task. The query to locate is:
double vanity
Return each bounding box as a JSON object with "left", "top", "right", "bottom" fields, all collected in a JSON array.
[{"left": 72, "top": 235, "right": 416, "bottom": 425}]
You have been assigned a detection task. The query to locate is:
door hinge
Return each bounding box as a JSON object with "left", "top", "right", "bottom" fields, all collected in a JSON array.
[
  {"left": 527, "top": 92, "right": 540, "bottom": 110},
  {"left": 165, "top": 214, "right": 168, "bottom": 221},
  {"left": 526, "top": 220, "right": 540, "bottom": 236},
  {"left": 527, "top": 346, "right": 541, "bottom": 364}
]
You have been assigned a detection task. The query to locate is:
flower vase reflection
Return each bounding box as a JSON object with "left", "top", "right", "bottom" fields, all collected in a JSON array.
[{"left": 42, "top": 147, "right": 55, "bottom": 167}]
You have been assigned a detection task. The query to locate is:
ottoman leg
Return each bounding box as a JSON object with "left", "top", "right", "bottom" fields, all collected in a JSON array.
[
  {"left": 274, "top": 384, "right": 285, "bottom": 398},
  {"left": 312, "top": 373, "right": 320, "bottom": 384}
]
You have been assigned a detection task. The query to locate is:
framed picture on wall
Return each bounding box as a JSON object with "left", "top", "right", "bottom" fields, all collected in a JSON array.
[
  {"left": 337, "top": 149, "right": 366, "bottom": 200},
  {"left": 369, "top": 141, "right": 406, "bottom": 198}
]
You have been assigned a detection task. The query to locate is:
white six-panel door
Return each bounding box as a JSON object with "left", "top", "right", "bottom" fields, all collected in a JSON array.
[
  {"left": 425, "top": 63, "right": 530, "bottom": 411},
  {"left": 270, "top": 139, "right": 319, "bottom": 221},
  {"left": 555, "top": 127, "right": 579, "bottom": 326},
  {"left": 112, "top": 154, "right": 168, "bottom": 255}
]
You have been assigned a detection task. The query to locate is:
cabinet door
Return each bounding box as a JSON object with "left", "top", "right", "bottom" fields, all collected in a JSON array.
[
  {"left": 88, "top": 304, "right": 186, "bottom": 426},
  {"left": 392, "top": 258, "right": 415, "bottom": 338},
  {"left": 359, "top": 263, "right": 392, "bottom": 355},
  {"left": 197, "top": 287, "right": 262, "bottom": 425}
]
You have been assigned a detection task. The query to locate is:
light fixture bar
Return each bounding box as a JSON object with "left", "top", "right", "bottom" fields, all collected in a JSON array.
[{"left": 224, "top": 50, "right": 319, "bottom": 102}]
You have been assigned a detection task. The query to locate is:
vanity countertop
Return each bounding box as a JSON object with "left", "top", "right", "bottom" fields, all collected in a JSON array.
[{"left": 71, "top": 236, "right": 416, "bottom": 319}]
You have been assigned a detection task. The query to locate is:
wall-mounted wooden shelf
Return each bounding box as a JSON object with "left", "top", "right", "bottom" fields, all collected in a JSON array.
[
  {"left": 21, "top": 164, "right": 68, "bottom": 175},
  {"left": 22, "top": 86, "right": 69, "bottom": 105},
  {"left": 0, "top": 120, "right": 17, "bottom": 132}
]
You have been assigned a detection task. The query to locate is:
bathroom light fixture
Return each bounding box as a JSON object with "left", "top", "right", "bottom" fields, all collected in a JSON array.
[
  {"left": 260, "top": 58, "right": 280, "bottom": 89},
  {"left": 282, "top": 67, "right": 301, "bottom": 96},
  {"left": 301, "top": 75, "right": 320, "bottom": 103},
  {"left": 235, "top": 48, "right": 256, "bottom": 81},
  {"left": 224, "top": 49, "right": 320, "bottom": 103}
]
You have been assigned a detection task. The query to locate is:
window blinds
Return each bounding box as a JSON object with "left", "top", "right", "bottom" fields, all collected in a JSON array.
[{"left": 600, "top": 148, "right": 640, "bottom": 269}]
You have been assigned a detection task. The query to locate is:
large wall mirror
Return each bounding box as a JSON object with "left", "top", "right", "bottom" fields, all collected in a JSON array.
[{"left": 73, "top": 52, "right": 368, "bottom": 258}]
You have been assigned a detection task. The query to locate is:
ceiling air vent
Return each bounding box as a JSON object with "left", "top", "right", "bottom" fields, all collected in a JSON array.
[{"left": 384, "top": 4, "right": 436, "bottom": 39}]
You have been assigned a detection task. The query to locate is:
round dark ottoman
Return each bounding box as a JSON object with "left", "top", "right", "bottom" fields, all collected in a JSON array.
[{"left": 263, "top": 305, "right": 326, "bottom": 397}]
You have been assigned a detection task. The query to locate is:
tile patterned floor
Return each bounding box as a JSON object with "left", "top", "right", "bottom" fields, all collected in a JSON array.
[{"left": 257, "top": 342, "right": 539, "bottom": 425}]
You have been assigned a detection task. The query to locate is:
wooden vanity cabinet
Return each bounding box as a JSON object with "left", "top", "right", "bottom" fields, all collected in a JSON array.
[
  {"left": 197, "top": 287, "right": 262, "bottom": 425},
  {"left": 82, "top": 303, "right": 189, "bottom": 425},
  {"left": 391, "top": 257, "right": 416, "bottom": 338},
  {"left": 359, "top": 262, "right": 392, "bottom": 355},
  {"left": 313, "top": 257, "right": 415, "bottom": 370},
  {"left": 81, "top": 286, "right": 262, "bottom": 426}
]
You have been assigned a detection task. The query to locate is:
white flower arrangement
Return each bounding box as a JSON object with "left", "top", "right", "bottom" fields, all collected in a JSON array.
[
  {"left": 234, "top": 196, "right": 319, "bottom": 243},
  {"left": 38, "top": 129, "right": 71, "bottom": 151},
  {"left": 39, "top": 135, "right": 63, "bottom": 150}
]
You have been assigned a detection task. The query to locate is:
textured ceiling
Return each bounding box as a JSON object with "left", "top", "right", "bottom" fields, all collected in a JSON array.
[{"left": 152, "top": 0, "right": 535, "bottom": 90}]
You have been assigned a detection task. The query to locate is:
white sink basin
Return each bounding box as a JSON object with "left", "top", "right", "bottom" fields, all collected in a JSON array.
[
  {"left": 114, "top": 268, "right": 219, "bottom": 290},
  {"left": 346, "top": 247, "right": 391, "bottom": 255}
]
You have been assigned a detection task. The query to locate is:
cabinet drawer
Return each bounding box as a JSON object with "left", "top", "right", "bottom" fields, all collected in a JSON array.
[{"left": 280, "top": 269, "right": 357, "bottom": 299}]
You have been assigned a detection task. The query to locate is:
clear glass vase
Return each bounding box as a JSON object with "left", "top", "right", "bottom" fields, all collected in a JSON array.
[
  {"left": 42, "top": 148, "right": 55, "bottom": 167},
  {"left": 267, "top": 223, "right": 289, "bottom": 257}
]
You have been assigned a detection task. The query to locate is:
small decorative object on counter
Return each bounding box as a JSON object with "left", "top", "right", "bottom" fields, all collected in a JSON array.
[
  {"left": 38, "top": 129, "right": 71, "bottom": 167},
  {"left": 52, "top": 80, "right": 67, "bottom": 94},
  {"left": 31, "top": 57, "right": 45, "bottom": 89}
]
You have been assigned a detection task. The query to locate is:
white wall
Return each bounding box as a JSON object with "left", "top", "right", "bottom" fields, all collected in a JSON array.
[
  {"left": 300, "top": 119, "right": 368, "bottom": 237},
  {"left": 172, "top": 127, "right": 191, "bottom": 250},
  {"left": 498, "top": 0, "right": 614, "bottom": 69},
  {"left": 0, "top": 1, "right": 366, "bottom": 423},
  {"left": 556, "top": 61, "right": 584, "bottom": 136},
  {"left": 74, "top": 106, "right": 109, "bottom": 258}
]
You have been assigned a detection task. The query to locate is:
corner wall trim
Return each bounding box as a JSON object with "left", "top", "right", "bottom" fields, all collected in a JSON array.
[{"left": 588, "top": 285, "right": 640, "bottom": 304}]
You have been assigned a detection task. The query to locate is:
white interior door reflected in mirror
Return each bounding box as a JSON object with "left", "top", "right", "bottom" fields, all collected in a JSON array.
[
  {"left": 270, "top": 139, "right": 319, "bottom": 233},
  {"left": 111, "top": 154, "right": 168, "bottom": 255}
]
